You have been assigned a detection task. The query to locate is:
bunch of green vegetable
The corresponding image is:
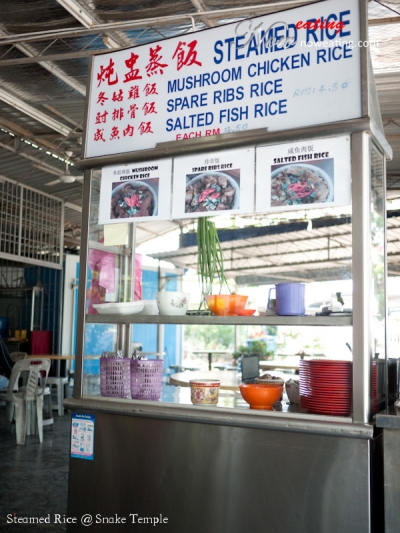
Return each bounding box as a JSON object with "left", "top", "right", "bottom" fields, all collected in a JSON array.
[{"left": 197, "top": 217, "right": 230, "bottom": 308}]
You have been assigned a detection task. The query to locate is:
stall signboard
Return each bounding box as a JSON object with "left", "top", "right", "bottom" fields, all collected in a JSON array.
[
  {"left": 256, "top": 135, "right": 351, "bottom": 213},
  {"left": 99, "top": 159, "right": 172, "bottom": 223},
  {"left": 172, "top": 147, "right": 255, "bottom": 219},
  {"left": 85, "top": 0, "right": 361, "bottom": 158}
]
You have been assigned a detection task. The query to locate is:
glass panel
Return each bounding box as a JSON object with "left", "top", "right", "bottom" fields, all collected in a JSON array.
[{"left": 370, "top": 144, "right": 386, "bottom": 360}]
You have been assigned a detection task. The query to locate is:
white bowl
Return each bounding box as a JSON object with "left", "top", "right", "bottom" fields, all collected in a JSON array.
[
  {"left": 285, "top": 379, "right": 300, "bottom": 404},
  {"left": 93, "top": 301, "right": 144, "bottom": 315},
  {"left": 156, "top": 291, "right": 190, "bottom": 316}
]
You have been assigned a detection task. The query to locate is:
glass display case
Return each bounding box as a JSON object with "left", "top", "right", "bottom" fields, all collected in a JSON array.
[{"left": 71, "top": 132, "right": 389, "bottom": 426}]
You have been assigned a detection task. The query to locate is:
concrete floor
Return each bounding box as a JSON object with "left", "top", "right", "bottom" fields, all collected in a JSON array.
[{"left": 0, "top": 405, "right": 70, "bottom": 533}]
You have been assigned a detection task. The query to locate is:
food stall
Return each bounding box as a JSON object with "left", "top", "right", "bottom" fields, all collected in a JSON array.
[{"left": 65, "top": 0, "right": 393, "bottom": 531}]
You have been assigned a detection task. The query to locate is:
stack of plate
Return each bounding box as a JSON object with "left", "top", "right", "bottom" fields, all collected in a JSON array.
[
  {"left": 299, "top": 359, "right": 352, "bottom": 416},
  {"left": 372, "top": 360, "right": 378, "bottom": 413}
]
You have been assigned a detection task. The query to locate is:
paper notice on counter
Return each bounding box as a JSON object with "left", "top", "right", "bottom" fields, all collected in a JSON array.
[
  {"left": 256, "top": 136, "right": 351, "bottom": 214},
  {"left": 70, "top": 413, "right": 95, "bottom": 461},
  {"left": 172, "top": 147, "right": 255, "bottom": 219},
  {"left": 99, "top": 158, "right": 172, "bottom": 224},
  {"left": 104, "top": 223, "right": 129, "bottom": 246}
]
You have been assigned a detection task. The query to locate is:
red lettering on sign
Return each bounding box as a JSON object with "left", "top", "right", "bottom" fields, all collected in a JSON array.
[
  {"left": 144, "top": 83, "right": 158, "bottom": 96},
  {"left": 123, "top": 125, "right": 135, "bottom": 137},
  {"left": 172, "top": 40, "right": 202, "bottom": 71},
  {"left": 94, "top": 129, "right": 106, "bottom": 142},
  {"left": 128, "top": 86, "right": 140, "bottom": 99},
  {"left": 110, "top": 126, "right": 120, "bottom": 140},
  {"left": 112, "top": 108, "right": 124, "bottom": 121},
  {"left": 138, "top": 122, "right": 153, "bottom": 135},
  {"left": 97, "top": 92, "right": 108, "bottom": 106},
  {"left": 124, "top": 52, "right": 143, "bottom": 82},
  {"left": 95, "top": 111, "right": 108, "bottom": 124},
  {"left": 97, "top": 58, "right": 118, "bottom": 87},
  {"left": 142, "top": 102, "right": 157, "bottom": 115},
  {"left": 146, "top": 45, "right": 168, "bottom": 76},
  {"left": 112, "top": 89, "right": 124, "bottom": 102},
  {"left": 128, "top": 104, "right": 139, "bottom": 119}
]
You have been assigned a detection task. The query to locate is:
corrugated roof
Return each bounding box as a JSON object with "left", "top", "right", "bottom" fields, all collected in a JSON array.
[{"left": 0, "top": 0, "right": 398, "bottom": 257}]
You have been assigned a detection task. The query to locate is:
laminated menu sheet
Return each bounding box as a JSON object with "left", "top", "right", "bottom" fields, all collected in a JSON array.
[{"left": 256, "top": 135, "right": 351, "bottom": 213}]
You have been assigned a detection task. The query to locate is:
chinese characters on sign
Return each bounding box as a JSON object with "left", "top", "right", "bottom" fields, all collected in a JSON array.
[{"left": 91, "top": 40, "right": 201, "bottom": 148}]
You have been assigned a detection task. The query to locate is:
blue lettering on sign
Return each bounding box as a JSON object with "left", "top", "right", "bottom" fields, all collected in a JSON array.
[
  {"left": 165, "top": 112, "right": 214, "bottom": 132},
  {"left": 316, "top": 45, "right": 353, "bottom": 63},
  {"left": 219, "top": 106, "right": 249, "bottom": 123},
  {"left": 247, "top": 53, "right": 310, "bottom": 77},
  {"left": 213, "top": 87, "right": 244, "bottom": 104},
  {"left": 213, "top": 22, "right": 297, "bottom": 64},
  {"left": 167, "top": 67, "right": 242, "bottom": 93},
  {"left": 254, "top": 100, "right": 287, "bottom": 117},
  {"left": 166, "top": 93, "right": 208, "bottom": 112}
]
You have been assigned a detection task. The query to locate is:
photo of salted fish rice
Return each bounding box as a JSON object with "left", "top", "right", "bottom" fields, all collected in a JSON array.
[{"left": 271, "top": 162, "right": 334, "bottom": 207}]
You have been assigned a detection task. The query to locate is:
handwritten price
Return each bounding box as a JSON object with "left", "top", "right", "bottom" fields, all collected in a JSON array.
[{"left": 293, "top": 82, "right": 349, "bottom": 98}]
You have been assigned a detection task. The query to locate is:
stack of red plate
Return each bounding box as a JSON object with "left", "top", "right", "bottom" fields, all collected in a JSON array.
[
  {"left": 299, "top": 360, "right": 352, "bottom": 416},
  {"left": 372, "top": 360, "right": 378, "bottom": 413}
]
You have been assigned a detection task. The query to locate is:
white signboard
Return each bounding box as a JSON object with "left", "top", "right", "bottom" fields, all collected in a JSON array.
[
  {"left": 99, "top": 159, "right": 172, "bottom": 224},
  {"left": 256, "top": 135, "right": 351, "bottom": 213},
  {"left": 172, "top": 147, "right": 255, "bottom": 219},
  {"left": 85, "top": 0, "right": 361, "bottom": 158}
]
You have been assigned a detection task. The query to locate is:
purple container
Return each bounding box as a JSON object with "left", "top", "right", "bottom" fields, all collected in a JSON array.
[
  {"left": 268, "top": 283, "right": 305, "bottom": 316},
  {"left": 131, "top": 359, "right": 163, "bottom": 401},
  {"left": 100, "top": 357, "right": 131, "bottom": 398}
]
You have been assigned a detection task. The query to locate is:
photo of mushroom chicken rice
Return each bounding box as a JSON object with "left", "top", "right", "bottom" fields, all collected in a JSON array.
[
  {"left": 111, "top": 182, "right": 155, "bottom": 218},
  {"left": 271, "top": 164, "right": 332, "bottom": 207},
  {"left": 185, "top": 172, "right": 239, "bottom": 213}
]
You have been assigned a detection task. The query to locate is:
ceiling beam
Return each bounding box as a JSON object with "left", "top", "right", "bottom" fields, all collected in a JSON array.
[
  {"left": 0, "top": 88, "right": 73, "bottom": 137},
  {"left": 0, "top": 114, "right": 73, "bottom": 157},
  {"left": 56, "top": 0, "right": 127, "bottom": 49},
  {"left": 189, "top": 0, "right": 218, "bottom": 28},
  {"left": 0, "top": 28, "right": 86, "bottom": 96},
  {"left": 0, "top": 1, "right": 315, "bottom": 46},
  {"left": 0, "top": 139, "right": 72, "bottom": 177}
]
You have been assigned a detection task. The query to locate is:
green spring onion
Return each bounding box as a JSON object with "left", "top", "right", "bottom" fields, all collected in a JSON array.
[{"left": 197, "top": 217, "right": 230, "bottom": 309}]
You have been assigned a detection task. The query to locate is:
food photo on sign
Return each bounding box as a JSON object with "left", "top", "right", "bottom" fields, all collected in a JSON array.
[
  {"left": 256, "top": 135, "right": 351, "bottom": 213},
  {"left": 111, "top": 178, "right": 159, "bottom": 218},
  {"left": 172, "top": 147, "right": 254, "bottom": 219},
  {"left": 184, "top": 168, "right": 240, "bottom": 214},
  {"left": 270, "top": 158, "right": 334, "bottom": 207},
  {"left": 99, "top": 159, "right": 172, "bottom": 224}
]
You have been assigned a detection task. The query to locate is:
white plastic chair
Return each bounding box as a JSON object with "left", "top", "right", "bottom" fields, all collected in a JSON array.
[
  {"left": 0, "top": 358, "right": 51, "bottom": 445},
  {"left": 9, "top": 352, "right": 27, "bottom": 363}
]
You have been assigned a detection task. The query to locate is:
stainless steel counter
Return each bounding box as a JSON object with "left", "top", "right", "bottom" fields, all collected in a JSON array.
[
  {"left": 375, "top": 406, "right": 400, "bottom": 429},
  {"left": 375, "top": 407, "right": 400, "bottom": 533}
]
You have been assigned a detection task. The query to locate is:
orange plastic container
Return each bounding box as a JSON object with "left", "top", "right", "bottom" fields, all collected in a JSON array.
[{"left": 205, "top": 294, "right": 248, "bottom": 316}]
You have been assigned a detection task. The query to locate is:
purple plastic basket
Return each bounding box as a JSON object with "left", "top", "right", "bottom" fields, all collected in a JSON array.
[
  {"left": 131, "top": 359, "right": 163, "bottom": 401},
  {"left": 100, "top": 357, "right": 131, "bottom": 398}
]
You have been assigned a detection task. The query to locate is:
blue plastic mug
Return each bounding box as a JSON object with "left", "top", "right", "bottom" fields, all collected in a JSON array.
[{"left": 268, "top": 283, "right": 305, "bottom": 316}]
